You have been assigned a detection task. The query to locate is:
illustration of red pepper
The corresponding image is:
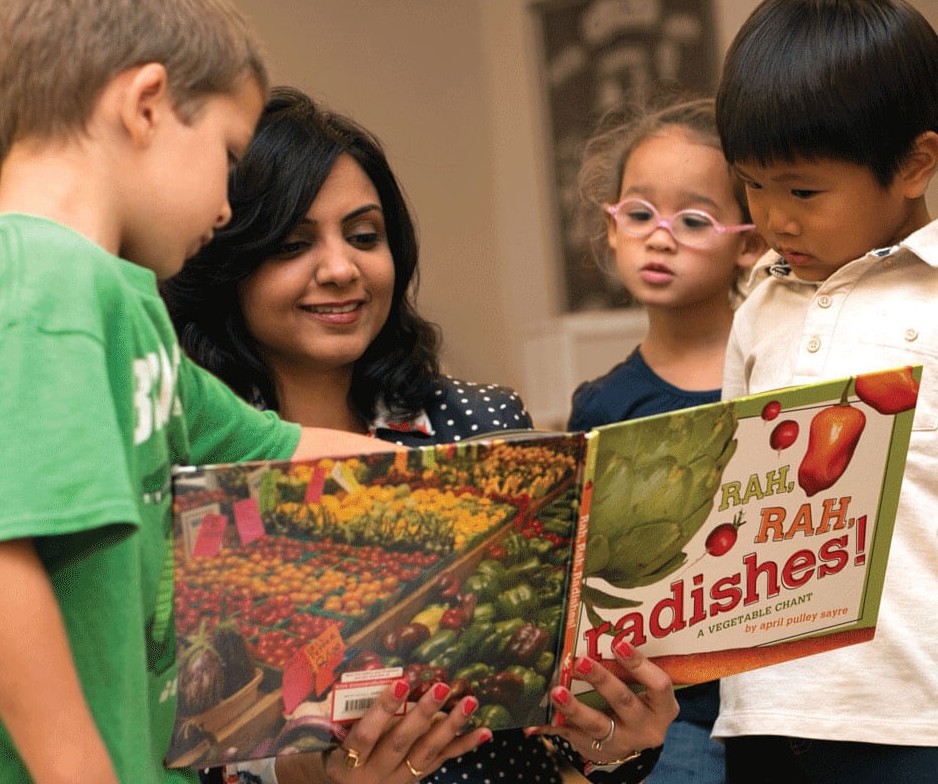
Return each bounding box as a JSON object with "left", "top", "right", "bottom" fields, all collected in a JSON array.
[
  {"left": 854, "top": 366, "right": 919, "bottom": 415},
  {"left": 442, "top": 677, "right": 473, "bottom": 711},
  {"left": 403, "top": 663, "right": 449, "bottom": 700},
  {"left": 503, "top": 623, "right": 551, "bottom": 666},
  {"left": 798, "top": 386, "right": 866, "bottom": 497},
  {"left": 433, "top": 570, "right": 461, "bottom": 600},
  {"left": 346, "top": 650, "right": 385, "bottom": 672},
  {"left": 439, "top": 607, "right": 470, "bottom": 632},
  {"left": 381, "top": 622, "right": 431, "bottom": 657},
  {"left": 475, "top": 671, "right": 525, "bottom": 706},
  {"left": 456, "top": 591, "right": 478, "bottom": 619}
]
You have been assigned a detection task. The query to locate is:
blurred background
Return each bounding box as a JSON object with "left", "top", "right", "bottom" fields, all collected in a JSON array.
[{"left": 233, "top": 0, "right": 938, "bottom": 429}]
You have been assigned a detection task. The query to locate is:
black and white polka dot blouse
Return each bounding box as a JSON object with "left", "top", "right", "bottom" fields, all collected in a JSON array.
[
  {"left": 426, "top": 730, "right": 660, "bottom": 784},
  {"left": 371, "top": 375, "right": 533, "bottom": 447}
]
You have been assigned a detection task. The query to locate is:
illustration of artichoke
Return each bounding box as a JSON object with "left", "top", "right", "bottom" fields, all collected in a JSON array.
[{"left": 584, "top": 403, "right": 738, "bottom": 592}]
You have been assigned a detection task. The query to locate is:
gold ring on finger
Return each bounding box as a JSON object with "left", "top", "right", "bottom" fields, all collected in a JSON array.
[
  {"left": 343, "top": 747, "right": 363, "bottom": 769},
  {"left": 404, "top": 756, "right": 425, "bottom": 778},
  {"left": 590, "top": 716, "right": 616, "bottom": 751}
]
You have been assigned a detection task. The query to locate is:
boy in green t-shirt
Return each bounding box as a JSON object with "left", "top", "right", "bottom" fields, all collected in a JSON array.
[{"left": 0, "top": 1, "right": 486, "bottom": 782}]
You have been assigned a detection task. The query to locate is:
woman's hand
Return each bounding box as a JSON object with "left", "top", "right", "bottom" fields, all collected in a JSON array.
[
  {"left": 276, "top": 678, "right": 491, "bottom": 784},
  {"left": 526, "top": 640, "right": 678, "bottom": 765}
]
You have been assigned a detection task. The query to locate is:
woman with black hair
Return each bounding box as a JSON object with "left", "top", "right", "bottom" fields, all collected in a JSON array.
[
  {"left": 163, "top": 86, "right": 675, "bottom": 784},
  {"left": 163, "top": 87, "right": 527, "bottom": 445}
]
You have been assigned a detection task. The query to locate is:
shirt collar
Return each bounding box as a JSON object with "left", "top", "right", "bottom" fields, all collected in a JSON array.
[
  {"left": 748, "top": 216, "right": 938, "bottom": 286},
  {"left": 899, "top": 217, "right": 938, "bottom": 267},
  {"left": 250, "top": 389, "right": 436, "bottom": 438},
  {"left": 369, "top": 401, "right": 435, "bottom": 437}
]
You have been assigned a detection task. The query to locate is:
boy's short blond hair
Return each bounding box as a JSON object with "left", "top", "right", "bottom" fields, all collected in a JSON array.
[{"left": 0, "top": 0, "right": 269, "bottom": 160}]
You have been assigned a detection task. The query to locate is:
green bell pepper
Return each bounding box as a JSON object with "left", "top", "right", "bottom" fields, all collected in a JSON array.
[
  {"left": 454, "top": 662, "right": 494, "bottom": 685},
  {"left": 475, "top": 703, "right": 513, "bottom": 731},
  {"left": 502, "top": 533, "right": 529, "bottom": 566},
  {"left": 471, "top": 602, "right": 497, "bottom": 624},
  {"left": 536, "top": 571, "right": 567, "bottom": 605},
  {"left": 475, "top": 559, "right": 507, "bottom": 587},
  {"left": 534, "top": 650, "right": 556, "bottom": 677},
  {"left": 505, "top": 555, "right": 543, "bottom": 585},
  {"left": 535, "top": 603, "right": 565, "bottom": 631},
  {"left": 495, "top": 582, "right": 538, "bottom": 620},
  {"left": 503, "top": 664, "right": 547, "bottom": 702},
  {"left": 462, "top": 573, "right": 499, "bottom": 604},
  {"left": 526, "top": 536, "right": 555, "bottom": 559},
  {"left": 410, "top": 629, "right": 458, "bottom": 664}
]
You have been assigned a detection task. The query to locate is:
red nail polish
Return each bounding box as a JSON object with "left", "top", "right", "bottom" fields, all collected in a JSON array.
[
  {"left": 614, "top": 639, "right": 634, "bottom": 658},
  {"left": 393, "top": 680, "right": 410, "bottom": 700},
  {"left": 575, "top": 657, "right": 593, "bottom": 675},
  {"left": 461, "top": 696, "right": 479, "bottom": 716},
  {"left": 433, "top": 682, "right": 451, "bottom": 702},
  {"left": 523, "top": 726, "right": 541, "bottom": 736},
  {"left": 551, "top": 686, "right": 569, "bottom": 706},
  {"left": 478, "top": 729, "right": 493, "bottom": 744}
]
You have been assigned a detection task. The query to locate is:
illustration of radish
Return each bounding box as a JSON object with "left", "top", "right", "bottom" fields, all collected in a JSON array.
[
  {"left": 770, "top": 420, "right": 799, "bottom": 453},
  {"left": 677, "top": 511, "right": 746, "bottom": 574},
  {"left": 761, "top": 400, "right": 781, "bottom": 422},
  {"left": 704, "top": 511, "right": 746, "bottom": 556}
]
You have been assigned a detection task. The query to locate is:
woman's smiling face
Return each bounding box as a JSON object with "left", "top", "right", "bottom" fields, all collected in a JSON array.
[{"left": 239, "top": 153, "right": 395, "bottom": 376}]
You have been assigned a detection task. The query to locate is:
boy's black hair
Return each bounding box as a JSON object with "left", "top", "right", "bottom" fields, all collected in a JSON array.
[{"left": 716, "top": 0, "right": 938, "bottom": 186}]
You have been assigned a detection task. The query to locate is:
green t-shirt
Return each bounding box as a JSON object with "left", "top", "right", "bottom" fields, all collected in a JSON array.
[{"left": 0, "top": 215, "right": 301, "bottom": 783}]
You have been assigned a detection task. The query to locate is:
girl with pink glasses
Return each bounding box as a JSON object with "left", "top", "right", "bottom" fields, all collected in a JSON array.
[{"left": 567, "top": 93, "right": 766, "bottom": 784}]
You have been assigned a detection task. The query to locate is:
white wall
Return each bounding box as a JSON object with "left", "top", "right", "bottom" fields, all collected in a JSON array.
[{"left": 234, "top": 0, "right": 938, "bottom": 428}]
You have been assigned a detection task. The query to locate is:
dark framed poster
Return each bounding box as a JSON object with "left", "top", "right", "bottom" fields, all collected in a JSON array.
[{"left": 531, "top": 0, "right": 718, "bottom": 311}]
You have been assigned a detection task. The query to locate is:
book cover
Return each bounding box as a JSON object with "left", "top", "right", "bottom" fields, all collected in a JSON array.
[
  {"left": 165, "top": 367, "right": 917, "bottom": 769},
  {"left": 167, "top": 435, "right": 586, "bottom": 767},
  {"left": 558, "top": 366, "right": 918, "bottom": 711}
]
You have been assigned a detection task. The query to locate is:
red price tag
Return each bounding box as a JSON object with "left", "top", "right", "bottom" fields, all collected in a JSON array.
[
  {"left": 305, "top": 464, "right": 327, "bottom": 504},
  {"left": 192, "top": 512, "right": 227, "bottom": 557},
  {"left": 282, "top": 653, "right": 314, "bottom": 715},
  {"left": 307, "top": 624, "right": 346, "bottom": 697},
  {"left": 282, "top": 623, "right": 347, "bottom": 713},
  {"left": 233, "top": 497, "right": 265, "bottom": 545}
]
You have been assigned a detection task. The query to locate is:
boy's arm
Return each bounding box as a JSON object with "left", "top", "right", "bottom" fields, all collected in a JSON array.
[
  {"left": 0, "top": 539, "right": 120, "bottom": 784},
  {"left": 293, "top": 427, "right": 406, "bottom": 459}
]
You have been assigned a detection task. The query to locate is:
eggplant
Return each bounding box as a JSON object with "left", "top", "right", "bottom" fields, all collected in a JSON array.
[
  {"left": 177, "top": 636, "right": 224, "bottom": 715},
  {"left": 210, "top": 619, "right": 256, "bottom": 697},
  {"left": 273, "top": 715, "right": 340, "bottom": 754}
]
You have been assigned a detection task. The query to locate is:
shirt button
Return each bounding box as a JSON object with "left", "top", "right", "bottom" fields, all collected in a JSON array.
[
  {"left": 817, "top": 295, "right": 832, "bottom": 308},
  {"left": 807, "top": 337, "right": 821, "bottom": 353},
  {"left": 905, "top": 328, "right": 919, "bottom": 342}
]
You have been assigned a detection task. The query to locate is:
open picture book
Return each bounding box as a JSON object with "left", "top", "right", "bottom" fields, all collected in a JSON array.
[{"left": 165, "top": 366, "right": 919, "bottom": 768}]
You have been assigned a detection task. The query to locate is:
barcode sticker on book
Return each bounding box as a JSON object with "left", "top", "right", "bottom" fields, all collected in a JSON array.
[{"left": 331, "top": 668, "right": 405, "bottom": 722}]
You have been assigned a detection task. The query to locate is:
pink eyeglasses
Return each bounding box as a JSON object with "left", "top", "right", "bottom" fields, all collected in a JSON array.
[{"left": 606, "top": 198, "right": 755, "bottom": 247}]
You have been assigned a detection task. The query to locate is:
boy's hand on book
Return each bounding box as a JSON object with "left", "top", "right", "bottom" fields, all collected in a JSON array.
[
  {"left": 525, "top": 642, "right": 677, "bottom": 765},
  {"left": 298, "top": 678, "right": 492, "bottom": 783}
]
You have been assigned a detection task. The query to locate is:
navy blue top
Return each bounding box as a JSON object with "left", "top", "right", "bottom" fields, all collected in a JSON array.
[
  {"left": 567, "top": 346, "right": 721, "bottom": 727},
  {"left": 567, "top": 347, "right": 721, "bottom": 432}
]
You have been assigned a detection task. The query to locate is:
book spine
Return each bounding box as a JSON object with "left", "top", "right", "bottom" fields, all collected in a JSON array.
[{"left": 553, "top": 433, "right": 598, "bottom": 725}]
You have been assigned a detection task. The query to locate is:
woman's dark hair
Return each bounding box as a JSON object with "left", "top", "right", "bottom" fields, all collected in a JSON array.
[
  {"left": 161, "top": 86, "right": 440, "bottom": 421},
  {"left": 716, "top": 0, "right": 938, "bottom": 186}
]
